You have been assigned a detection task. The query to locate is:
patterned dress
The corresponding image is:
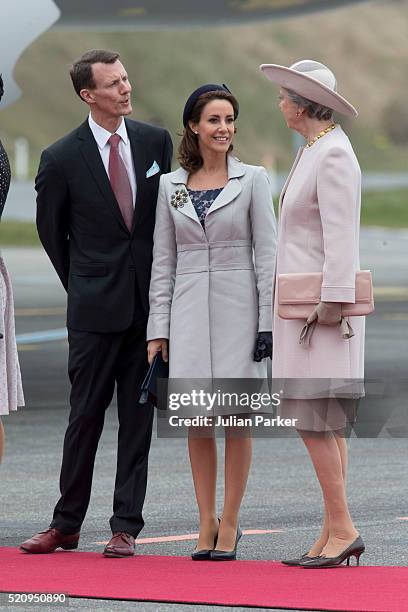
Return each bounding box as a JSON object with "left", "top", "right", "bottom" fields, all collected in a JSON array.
[
  {"left": 0, "top": 140, "right": 24, "bottom": 415},
  {"left": 188, "top": 188, "right": 223, "bottom": 228}
]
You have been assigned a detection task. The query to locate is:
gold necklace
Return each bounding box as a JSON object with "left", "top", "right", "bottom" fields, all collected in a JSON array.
[{"left": 305, "top": 123, "right": 336, "bottom": 148}]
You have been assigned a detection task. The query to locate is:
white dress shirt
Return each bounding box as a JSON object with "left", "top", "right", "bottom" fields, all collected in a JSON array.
[{"left": 88, "top": 114, "right": 137, "bottom": 206}]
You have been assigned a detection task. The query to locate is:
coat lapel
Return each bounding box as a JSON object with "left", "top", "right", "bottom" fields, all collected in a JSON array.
[
  {"left": 168, "top": 156, "right": 246, "bottom": 227},
  {"left": 206, "top": 156, "right": 244, "bottom": 216},
  {"left": 126, "top": 119, "right": 149, "bottom": 233},
  {"left": 169, "top": 167, "right": 202, "bottom": 226},
  {"left": 279, "top": 147, "right": 304, "bottom": 213},
  {"left": 169, "top": 156, "right": 245, "bottom": 225},
  {"left": 77, "top": 121, "right": 129, "bottom": 234},
  {"left": 206, "top": 180, "right": 241, "bottom": 216}
]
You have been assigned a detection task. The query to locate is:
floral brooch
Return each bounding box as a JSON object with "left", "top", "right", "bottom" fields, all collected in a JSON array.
[{"left": 171, "top": 188, "right": 188, "bottom": 209}]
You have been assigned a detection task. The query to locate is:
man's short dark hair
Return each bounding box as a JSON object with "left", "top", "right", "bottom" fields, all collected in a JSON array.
[{"left": 70, "top": 49, "right": 120, "bottom": 100}]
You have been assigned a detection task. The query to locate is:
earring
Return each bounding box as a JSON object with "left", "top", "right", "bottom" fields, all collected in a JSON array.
[{"left": 194, "top": 131, "right": 198, "bottom": 135}]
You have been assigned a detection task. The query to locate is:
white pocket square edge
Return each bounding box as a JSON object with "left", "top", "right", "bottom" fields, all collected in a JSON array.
[{"left": 146, "top": 161, "right": 160, "bottom": 178}]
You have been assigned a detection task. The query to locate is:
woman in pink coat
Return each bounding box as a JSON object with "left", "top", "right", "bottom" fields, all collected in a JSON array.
[{"left": 260, "top": 60, "right": 365, "bottom": 568}]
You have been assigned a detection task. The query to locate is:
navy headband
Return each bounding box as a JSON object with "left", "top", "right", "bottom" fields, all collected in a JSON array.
[{"left": 182, "top": 83, "right": 238, "bottom": 127}]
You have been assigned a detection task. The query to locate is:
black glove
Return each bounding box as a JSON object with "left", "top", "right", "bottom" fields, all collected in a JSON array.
[{"left": 253, "top": 331, "right": 273, "bottom": 362}]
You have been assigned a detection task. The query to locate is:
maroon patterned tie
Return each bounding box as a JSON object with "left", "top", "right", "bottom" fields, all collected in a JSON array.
[{"left": 108, "top": 134, "right": 134, "bottom": 231}]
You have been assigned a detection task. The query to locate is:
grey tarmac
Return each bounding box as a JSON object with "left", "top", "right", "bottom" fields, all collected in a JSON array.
[{"left": 1, "top": 228, "right": 407, "bottom": 611}]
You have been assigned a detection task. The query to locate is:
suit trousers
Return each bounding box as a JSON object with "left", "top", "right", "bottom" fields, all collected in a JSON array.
[{"left": 50, "top": 320, "right": 153, "bottom": 537}]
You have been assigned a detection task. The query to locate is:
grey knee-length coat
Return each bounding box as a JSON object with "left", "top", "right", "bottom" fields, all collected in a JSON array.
[{"left": 147, "top": 155, "right": 277, "bottom": 379}]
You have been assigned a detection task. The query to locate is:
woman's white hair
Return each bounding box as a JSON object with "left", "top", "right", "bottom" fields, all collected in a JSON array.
[{"left": 286, "top": 88, "right": 333, "bottom": 121}]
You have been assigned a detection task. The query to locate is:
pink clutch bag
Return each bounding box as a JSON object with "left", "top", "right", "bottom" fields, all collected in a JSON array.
[{"left": 278, "top": 270, "right": 374, "bottom": 320}]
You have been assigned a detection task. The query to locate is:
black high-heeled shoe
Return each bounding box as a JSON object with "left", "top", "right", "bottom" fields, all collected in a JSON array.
[
  {"left": 281, "top": 553, "right": 319, "bottom": 566},
  {"left": 211, "top": 525, "right": 242, "bottom": 561},
  {"left": 191, "top": 520, "right": 219, "bottom": 561},
  {"left": 299, "top": 535, "right": 365, "bottom": 569}
]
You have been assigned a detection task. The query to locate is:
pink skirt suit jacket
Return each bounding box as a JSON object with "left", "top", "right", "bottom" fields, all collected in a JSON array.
[{"left": 272, "top": 125, "right": 365, "bottom": 384}]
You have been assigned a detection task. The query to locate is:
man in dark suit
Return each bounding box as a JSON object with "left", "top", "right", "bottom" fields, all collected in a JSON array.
[{"left": 20, "top": 50, "right": 172, "bottom": 557}]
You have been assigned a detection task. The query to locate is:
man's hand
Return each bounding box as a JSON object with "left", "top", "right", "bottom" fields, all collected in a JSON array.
[
  {"left": 307, "top": 301, "right": 342, "bottom": 326},
  {"left": 147, "top": 339, "right": 168, "bottom": 365}
]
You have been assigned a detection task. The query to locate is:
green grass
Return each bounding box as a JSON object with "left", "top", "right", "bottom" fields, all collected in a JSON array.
[
  {"left": 0, "top": 190, "right": 406, "bottom": 247},
  {"left": 361, "top": 190, "right": 408, "bottom": 228},
  {"left": 0, "top": 222, "right": 41, "bottom": 247}
]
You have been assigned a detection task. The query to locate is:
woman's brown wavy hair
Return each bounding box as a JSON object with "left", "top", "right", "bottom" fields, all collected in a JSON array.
[{"left": 178, "top": 91, "right": 239, "bottom": 174}]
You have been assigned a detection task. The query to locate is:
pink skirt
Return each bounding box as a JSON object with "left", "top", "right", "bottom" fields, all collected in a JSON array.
[
  {"left": 0, "top": 256, "right": 24, "bottom": 415},
  {"left": 278, "top": 397, "right": 358, "bottom": 432}
]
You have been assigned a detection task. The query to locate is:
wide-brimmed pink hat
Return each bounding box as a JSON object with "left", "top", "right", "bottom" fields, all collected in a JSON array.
[{"left": 260, "top": 59, "right": 357, "bottom": 117}]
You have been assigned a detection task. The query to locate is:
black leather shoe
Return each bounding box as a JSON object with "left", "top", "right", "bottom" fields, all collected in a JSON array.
[
  {"left": 281, "top": 553, "right": 319, "bottom": 566},
  {"left": 300, "top": 536, "right": 365, "bottom": 568},
  {"left": 211, "top": 525, "right": 242, "bottom": 561},
  {"left": 191, "top": 520, "right": 219, "bottom": 561},
  {"left": 191, "top": 548, "right": 213, "bottom": 561}
]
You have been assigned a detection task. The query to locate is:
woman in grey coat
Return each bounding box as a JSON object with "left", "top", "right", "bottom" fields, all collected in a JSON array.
[{"left": 147, "top": 85, "right": 277, "bottom": 560}]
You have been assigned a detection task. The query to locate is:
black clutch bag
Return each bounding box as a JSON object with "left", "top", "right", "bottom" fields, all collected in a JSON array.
[{"left": 139, "top": 353, "right": 169, "bottom": 407}]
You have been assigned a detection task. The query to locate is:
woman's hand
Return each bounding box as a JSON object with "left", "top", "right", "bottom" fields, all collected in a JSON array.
[
  {"left": 307, "top": 301, "right": 342, "bottom": 326},
  {"left": 253, "top": 331, "right": 273, "bottom": 362},
  {"left": 147, "top": 339, "right": 168, "bottom": 365}
]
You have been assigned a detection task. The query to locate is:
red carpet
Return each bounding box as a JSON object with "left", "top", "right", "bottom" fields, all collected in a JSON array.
[{"left": 1, "top": 547, "right": 407, "bottom": 611}]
